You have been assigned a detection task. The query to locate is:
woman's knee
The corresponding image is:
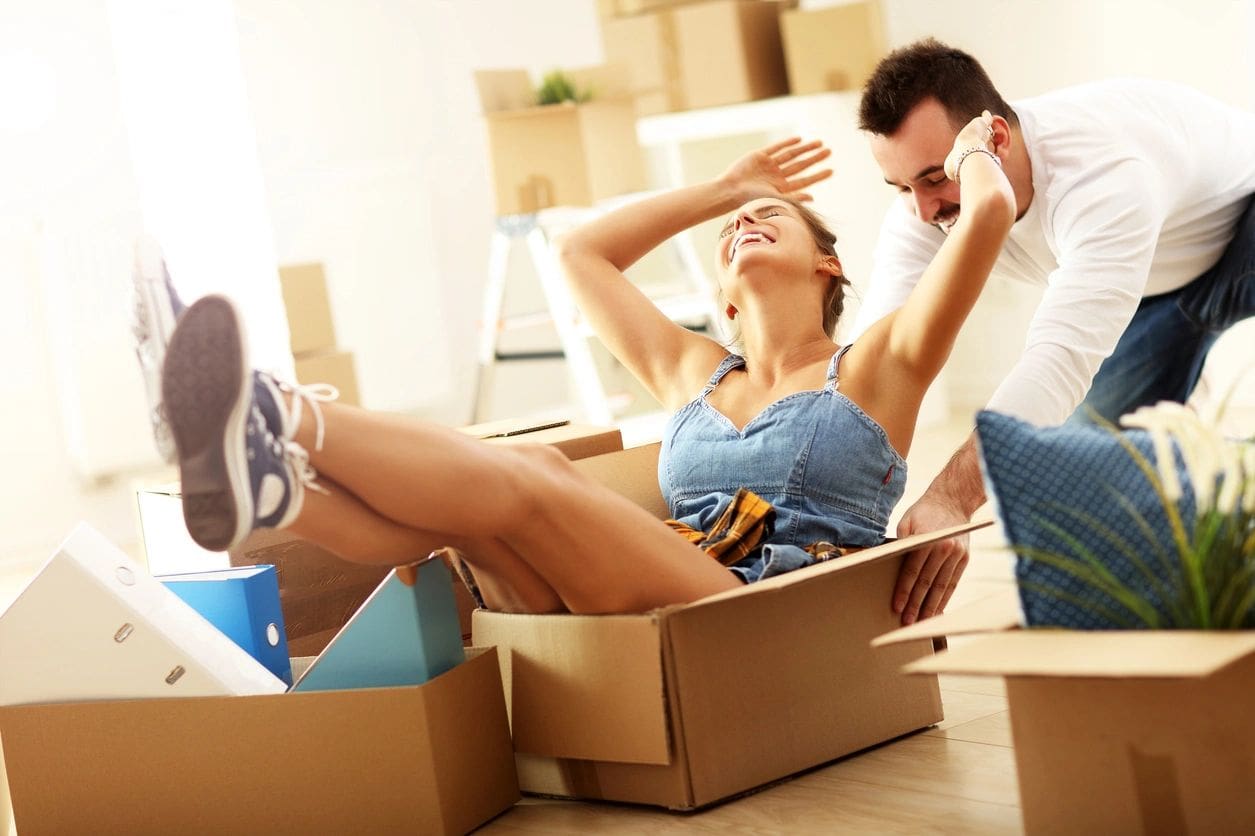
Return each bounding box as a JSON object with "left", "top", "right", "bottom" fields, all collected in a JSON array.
[{"left": 497, "top": 443, "right": 585, "bottom": 532}]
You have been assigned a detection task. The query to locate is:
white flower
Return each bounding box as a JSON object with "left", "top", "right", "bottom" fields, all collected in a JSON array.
[{"left": 1120, "top": 401, "right": 1251, "bottom": 515}]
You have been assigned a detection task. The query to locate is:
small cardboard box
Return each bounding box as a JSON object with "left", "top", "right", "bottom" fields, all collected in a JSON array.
[
  {"left": 0, "top": 647, "right": 519, "bottom": 835},
  {"left": 602, "top": 0, "right": 790, "bottom": 115},
  {"left": 875, "top": 594, "right": 1255, "bottom": 834},
  {"left": 473, "top": 442, "right": 984, "bottom": 809},
  {"left": 278, "top": 262, "right": 337, "bottom": 355},
  {"left": 294, "top": 348, "right": 361, "bottom": 407},
  {"left": 476, "top": 69, "right": 645, "bottom": 216},
  {"left": 781, "top": 1, "right": 885, "bottom": 95}
]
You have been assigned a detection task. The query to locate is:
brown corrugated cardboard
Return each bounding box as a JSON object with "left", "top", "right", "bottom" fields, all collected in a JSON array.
[
  {"left": 460, "top": 417, "right": 624, "bottom": 461},
  {"left": 294, "top": 348, "right": 360, "bottom": 406},
  {"left": 278, "top": 263, "right": 337, "bottom": 355},
  {"left": 476, "top": 69, "right": 645, "bottom": 215},
  {"left": 0, "top": 647, "right": 519, "bottom": 835},
  {"left": 227, "top": 528, "right": 391, "bottom": 657},
  {"left": 780, "top": 1, "right": 885, "bottom": 95},
  {"left": 474, "top": 442, "right": 988, "bottom": 809},
  {"left": 876, "top": 594, "right": 1255, "bottom": 834},
  {"left": 602, "top": 0, "right": 790, "bottom": 114}
]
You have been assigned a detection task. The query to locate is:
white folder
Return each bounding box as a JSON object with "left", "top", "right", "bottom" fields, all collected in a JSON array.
[{"left": 0, "top": 523, "right": 285, "bottom": 706}]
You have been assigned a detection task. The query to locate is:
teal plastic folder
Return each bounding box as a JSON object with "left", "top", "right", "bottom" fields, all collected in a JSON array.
[{"left": 291, "top": 557, "right": 464, "bottom": 692}]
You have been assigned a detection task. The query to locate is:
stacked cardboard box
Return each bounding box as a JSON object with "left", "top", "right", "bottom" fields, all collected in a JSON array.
[
  {"left": 601, "top": 0, "right": 792, "bottom": 115},
  {"left": 474, "top": 442, "right": 986, "bottom": 809},
  {"left": 476, "top": 68, "right": 646, "bottom": 216},
  {"left": 279, "top": 262, "right": 361, "bottom": 405},
  {"left": 876, "top": 594, "right": 1255, "bottom": 834},
  {"left": 780, "top": 1, "right": 886, "bottom": 95}
]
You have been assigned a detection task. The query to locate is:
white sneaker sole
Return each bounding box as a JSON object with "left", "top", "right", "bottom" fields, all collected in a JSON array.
[{"left": 161, "top": 294, "right": 253, "bottom": 551}]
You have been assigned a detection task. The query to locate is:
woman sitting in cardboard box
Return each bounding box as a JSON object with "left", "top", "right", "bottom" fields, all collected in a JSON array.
[{"left": 159, "top": 117, "right": 1014, "bottom": 615}]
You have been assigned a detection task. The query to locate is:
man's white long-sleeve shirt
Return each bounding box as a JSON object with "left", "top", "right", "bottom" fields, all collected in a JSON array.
[{"left": 851, "top": 79, "right": 1255, "bottom": 426}]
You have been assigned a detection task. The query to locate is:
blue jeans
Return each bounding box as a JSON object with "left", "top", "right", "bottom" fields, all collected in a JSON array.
[{"left": 1071, "top": 195, "right": 1255, "bottom": 425}]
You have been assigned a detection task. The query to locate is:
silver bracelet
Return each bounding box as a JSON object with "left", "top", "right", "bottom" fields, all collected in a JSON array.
[{"left": 953, "top": 147, "right": 1001, "bottom": 184}]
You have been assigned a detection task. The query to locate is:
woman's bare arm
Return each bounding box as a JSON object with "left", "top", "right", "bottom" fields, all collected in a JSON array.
[{"left": 553, "top": 138, "right": 831, "bottom": 410}]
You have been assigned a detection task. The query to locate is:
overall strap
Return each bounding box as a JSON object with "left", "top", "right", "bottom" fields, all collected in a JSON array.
[
  {"left": 702, "top": 354, "right": 745, "bottom": 396},
  {"left": 825, "top": 344, "right": 854, "bottom": 391}
]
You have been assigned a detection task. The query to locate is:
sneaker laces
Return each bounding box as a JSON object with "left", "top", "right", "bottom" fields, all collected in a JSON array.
[{"left": 264, "top": 375, "right": 340, "bottom": 495}]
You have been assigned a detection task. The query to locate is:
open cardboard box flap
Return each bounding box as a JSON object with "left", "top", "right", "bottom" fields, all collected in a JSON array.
[
  {"left": 871, "top": 591, "right": 1023, "bottom": 648},
  {"left": 904, "top": 630, "right": 1255, "bottom": 679},
  {"left": 679, "top": 519, "right": 992, "bottom": 611},
  {"left": 876, "top": 592, "right": 1255, "bottom": 679},
  {"left": 471, "top": 612, "right": 672, "bottom": 765}
]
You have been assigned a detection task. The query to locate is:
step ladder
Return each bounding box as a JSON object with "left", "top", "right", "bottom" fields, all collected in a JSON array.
[{"left": 472, "top": 199, "right": 723, "bottom": 425}]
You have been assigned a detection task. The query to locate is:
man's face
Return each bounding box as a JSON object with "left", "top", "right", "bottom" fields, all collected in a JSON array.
[{"left": 869, "top": 97, "right": 963, "bottom": 234}]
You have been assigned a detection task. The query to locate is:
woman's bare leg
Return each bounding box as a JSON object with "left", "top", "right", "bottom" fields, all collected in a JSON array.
[
  {"left": 291, "top": 401, "right": 741, "bottom": 613},
  {"left": 291, "top": 475, "right": 565, "bottom": 613}
]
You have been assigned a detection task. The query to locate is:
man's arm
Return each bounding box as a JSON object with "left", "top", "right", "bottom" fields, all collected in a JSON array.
[
  {"left": 893, "top": 159, "right": 1168, "bottom": 625},
  {"left": 893, "top": 434, "right": 984, "bottom": 624}
]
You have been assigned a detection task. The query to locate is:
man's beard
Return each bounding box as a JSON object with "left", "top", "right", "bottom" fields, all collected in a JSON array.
[{"left": 934, "top": 203, "right": 961, "bottom": 235}]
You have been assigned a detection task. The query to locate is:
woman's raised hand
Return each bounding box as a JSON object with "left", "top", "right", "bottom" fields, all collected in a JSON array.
[{"left": 719, "top": 137, "right": 833, "bottom": 203}]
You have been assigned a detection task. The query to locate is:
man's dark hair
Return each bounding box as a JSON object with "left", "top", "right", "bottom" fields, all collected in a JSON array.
[{"left": 858, "top": 38, "right": 1016, "bottom": 135}]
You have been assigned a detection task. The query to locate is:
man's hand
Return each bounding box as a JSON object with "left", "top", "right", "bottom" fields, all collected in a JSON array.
[
  {"left": 718, "top": 137, "right": 833, "bottom": 204},
  {"left": 894, "top": 495, "right": 971, "bottom": 625},
  {"left": 891, "top": 433, "right": 986, "bottom": 625}
]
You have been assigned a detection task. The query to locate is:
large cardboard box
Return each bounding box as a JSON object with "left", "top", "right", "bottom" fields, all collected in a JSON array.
[
  {"left": 781, "top": 1, "right": 885, "bottom": 95},
  {"left": 876, "top": 594, "right": 1255, "bottom": 834},
  {"left": 278, "top": 262, "right": 337, "bottom": 355},
  {"left": 293, "top": 347, "right": 361, "bottom": 407},
  {"left": 602, "top": 0, "right": 790, "bottom": 114},
  {"left": 0, "top": 647, "right": 519, "bottom": 835},
  {"left": 473, "top": 442, "right": 984, "bottom": 809},
  {"left": 476, "top": 69, "right": 645, "bottom": 216}
]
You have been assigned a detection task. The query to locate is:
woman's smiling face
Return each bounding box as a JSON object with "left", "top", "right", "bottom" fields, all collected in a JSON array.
[{"left": 715, "top": 198, "right": 820, "bottom": 287}]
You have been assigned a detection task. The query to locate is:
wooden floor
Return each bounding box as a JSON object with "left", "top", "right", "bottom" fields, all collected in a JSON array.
[{"left": 481, "top": 671, "right": 1021, "bottom": 835}]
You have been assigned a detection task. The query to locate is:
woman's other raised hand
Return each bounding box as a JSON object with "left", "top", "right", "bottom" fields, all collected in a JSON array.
[{"left": 719, "top": 137, "right": 834, "bottom": 204}]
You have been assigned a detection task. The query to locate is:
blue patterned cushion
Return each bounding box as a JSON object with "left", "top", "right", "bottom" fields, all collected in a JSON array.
[{"left": 975, "top": 411, "right": 1195, "bottom": 629}]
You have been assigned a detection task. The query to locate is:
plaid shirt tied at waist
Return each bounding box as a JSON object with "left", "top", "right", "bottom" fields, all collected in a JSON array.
[{"left": 666, "top": 488, "right": 857, "bottom": 566}]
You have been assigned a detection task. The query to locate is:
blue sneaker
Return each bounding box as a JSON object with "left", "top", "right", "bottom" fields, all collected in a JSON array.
[
  {"left": 162, "top": 294, "right": 311, "bottom": 551},
  {"left": 131, "top": 238, "right": 189, "bottom": 463}
]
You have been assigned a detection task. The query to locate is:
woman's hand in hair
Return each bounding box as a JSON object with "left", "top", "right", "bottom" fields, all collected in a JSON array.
[
  {"left": 718, "top": 137, "right": 833, "bottom": 204},
  {"left": 943, "top": 110, "right": 1000, "bottom": 182}
]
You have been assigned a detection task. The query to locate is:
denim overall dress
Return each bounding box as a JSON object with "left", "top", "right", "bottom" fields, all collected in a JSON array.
[{"left": 659, "top": 346, "right": 908, "bottom": 583}]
